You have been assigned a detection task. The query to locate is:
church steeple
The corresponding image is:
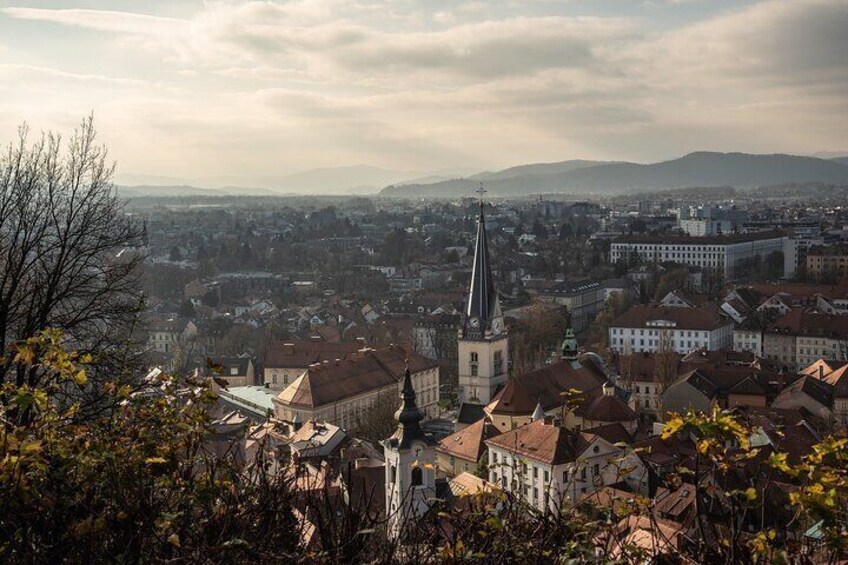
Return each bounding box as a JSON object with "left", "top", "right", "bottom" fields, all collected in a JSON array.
[
  {"left": 391, "top": 363, "right": 430, "bottom": 449},
  {"left": 456, "top": 185, "right": 509, "bottom": 406},
  {"left": 561, "top": 314, "right": 579, "bottom": 361},
  {"left": 383, "top": 360, "right": 437, "bottom": 540},
  {"left": 464, "top": 184, "right": 499, "bottom": 337}
]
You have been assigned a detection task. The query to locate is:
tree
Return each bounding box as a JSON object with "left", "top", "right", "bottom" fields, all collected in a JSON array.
[
  {"left": 349, "top": 390, "right": 398, "bottom": 444},
  {"left": 0, "top": 330, "right": 302, "bottom": 561},
  {"left": 653, "top": 268, "right": 687, "bottom": 303},
  {"left": 178, "top": 300, "right": 196, "bottom": 319},
  {"left": 0, "top": 117, "right": 145, "bottom": 393},
  {"left": 653, "top": 331, "right": 680, "bottom": 421}
]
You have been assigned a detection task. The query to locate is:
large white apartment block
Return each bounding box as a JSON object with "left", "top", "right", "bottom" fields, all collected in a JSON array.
[
  {"left": 610, "top": 232, "right": 786, "bottom": 277},
  {"left": 609, "top": 305, "right": 734, "bottom": 355}
]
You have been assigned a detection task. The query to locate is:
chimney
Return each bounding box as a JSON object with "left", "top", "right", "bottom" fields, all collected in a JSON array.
[
  {"left": 819, "top": 365, "right": 824, "bottom": 379},
  {"left": 778, "top": 368, "right": 786, "bottom": 392}
]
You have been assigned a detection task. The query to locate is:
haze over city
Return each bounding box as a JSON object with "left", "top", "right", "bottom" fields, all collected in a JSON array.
[{"left": 1, "top": 0, "right": 846, "bottom": 190}]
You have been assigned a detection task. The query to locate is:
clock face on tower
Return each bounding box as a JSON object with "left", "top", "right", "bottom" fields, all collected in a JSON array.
[
  {"left": 492, "top": 318, "right": 503, "bottom": 334},
  {"left": 469, "top": 317, "right": 480, "bottom": 328}
]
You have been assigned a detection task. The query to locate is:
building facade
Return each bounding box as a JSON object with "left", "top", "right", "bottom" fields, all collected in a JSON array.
[
  {"left": 609, "top": 305, "right": 734, "bottom": 355},
  {"left": 273, "top": 347, "right": 440, "bottom": 429},
  {"left": 610, "top": 232, "right": 786, "bottom": 278}
]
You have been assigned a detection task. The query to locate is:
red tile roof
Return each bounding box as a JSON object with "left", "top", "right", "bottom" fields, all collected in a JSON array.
[
  {"left": 264, "top": 339, "right": 363, "bottom": 369},
  {"left": 574, "top": 394, "right": 637, "bottom": 423},
  {"left": 275, "top": 346, "right": 437, "bottom": 409},
  {"left": 438, "top": 418, "right": 501, "bottom": 463},
  {"left": 766, "top": 309, "right": 848, "bottom": 339},
  {"left": 485, "top": 420, "right": 577, "bottom": 465},
  {"left": 485, "top": 358, "right": 607, "bottom": 416}
]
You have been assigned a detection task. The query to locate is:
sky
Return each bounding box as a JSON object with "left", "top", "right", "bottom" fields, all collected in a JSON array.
[{"left": 0, "top": 0, "right": 846, "bottom": 188}]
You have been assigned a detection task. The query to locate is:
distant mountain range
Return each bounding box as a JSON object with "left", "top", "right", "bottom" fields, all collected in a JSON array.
[
  {"left": 116, "top": 185, "right": 276, "bottom": 197},
  {"left": 116, "top": 165, "right": 477, "bottom": 197},
  {"left": 116, "top": 152, "right": 848, "bottom": 198},
  {"left": 380, "top": 152, "right": 848, "bottom": 198}
]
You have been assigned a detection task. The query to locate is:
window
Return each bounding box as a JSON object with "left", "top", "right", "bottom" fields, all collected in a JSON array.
[
  {"left": 411, "top": 467, "right": 423, "bottom": 487},
  {"left": 593, "top": 464, "right": 600, "bottom": 477},
  {"left": 544, "top": 470, "right": 549, "bottom": 483},
  {"left": 470, "top": 352, "right": 478, "bottom": 363},
  {"left": 533, "top": 466, "right": 538, "bottom": 479},
  {"left": 390, "top": 464, "right": 396, "bottom": 484},
  {"left": 533, "top": 487, "right": 538, "bottom": 500}
]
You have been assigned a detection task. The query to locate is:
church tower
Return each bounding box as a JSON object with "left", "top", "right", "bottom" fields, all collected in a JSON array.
[
  {"left": 458, "top": 188, "right": 509, "bottom": 405},
  {"left": 383, "top": 364, "right": 437, "bottom": 540}
]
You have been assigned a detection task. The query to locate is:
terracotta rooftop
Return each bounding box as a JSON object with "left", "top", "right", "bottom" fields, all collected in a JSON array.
[
  {"left": 766, "top": 309, "right": 848, "bottom": 339},
  {"left": 773, "top": 375, "right": 834, "bottom": 409},
  {"left": 574, "top": 394, "right": 637, "bottom": 423},
  {"left": 584, "top": 422, "right": 634, "bottom": 446},
  {"left": 275, "top": 346, "right": 437, "bottom": 409},
  {"left": 438, "top": 418, "right": 501, "bottom": 463},
  {"left": 485, "top": 358, "right": 607, "bottom": 416},
  {"left": 486, "top": 420, "right": 578, "bottom": 465},
  {"left": 820, "top": 363, "right": 848, "bottom": 398},
  {"left": 264, "top": 339, "right": 363, "bottom": 369}
]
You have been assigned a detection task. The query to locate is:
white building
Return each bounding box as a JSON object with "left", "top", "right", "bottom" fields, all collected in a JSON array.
[
  {"left": 383, "top": 367, "right": 438, "bottom": 540},
  {"left": 485, "top": 418, "right": 646, "bottom": 513},
  {"left": 610, "top": 232, "right": 786, "bottom": 278},
  {"left": 733, "top": 325, "right": 764, "bottom": 356},
  {"left": 609, "top": 305, "right": 734, "bottom": 355}
]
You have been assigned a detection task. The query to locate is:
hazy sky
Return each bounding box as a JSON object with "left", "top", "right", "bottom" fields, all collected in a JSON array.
[{"left": 0, "top": 0, "right": 846, "bottom": 187}]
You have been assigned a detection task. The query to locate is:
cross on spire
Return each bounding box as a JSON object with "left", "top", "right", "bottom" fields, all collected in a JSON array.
[{"left": 476, "top": 182, "right": 486, "bottom": 209}]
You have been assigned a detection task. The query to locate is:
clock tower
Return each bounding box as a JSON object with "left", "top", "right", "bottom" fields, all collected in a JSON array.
[{"left": 458, "top": 188, "right": 509, "bottom": 405}]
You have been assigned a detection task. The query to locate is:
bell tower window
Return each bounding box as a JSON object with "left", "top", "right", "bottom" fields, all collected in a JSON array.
[{"left": 411, "top": 467, "right": 423, "bottom": 487}]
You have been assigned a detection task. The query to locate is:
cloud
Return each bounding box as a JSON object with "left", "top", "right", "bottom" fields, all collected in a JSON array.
[
  {"left": 1, "top": 0, "right": 847, "bottom": 182},
  {"left": 651, "top": 0, "right": 848, "bottom": 88},
  {"left": 2, "top": 7, "right": 183, "bottom": 35}
]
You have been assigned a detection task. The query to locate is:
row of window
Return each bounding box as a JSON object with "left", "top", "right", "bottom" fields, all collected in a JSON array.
[{"left": 612, "top": 328, "right": 709, "bottom": 338}]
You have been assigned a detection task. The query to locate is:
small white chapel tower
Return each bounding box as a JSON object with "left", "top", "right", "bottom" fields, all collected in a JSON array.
[{"left": 383, "top": 363, "right": 437, "bottom": 540}]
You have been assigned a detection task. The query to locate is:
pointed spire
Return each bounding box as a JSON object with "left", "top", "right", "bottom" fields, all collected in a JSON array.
[
  {"left": 393, "top": 360, "right": 427, "bottom": 448},
  {"left": 466, "top": 185, "right": 496, "bottom": 327}
]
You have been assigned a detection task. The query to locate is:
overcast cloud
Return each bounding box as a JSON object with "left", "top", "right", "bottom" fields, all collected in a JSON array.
[{"left": 0, "top": 0, "right": 846, "bottom": 187}]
